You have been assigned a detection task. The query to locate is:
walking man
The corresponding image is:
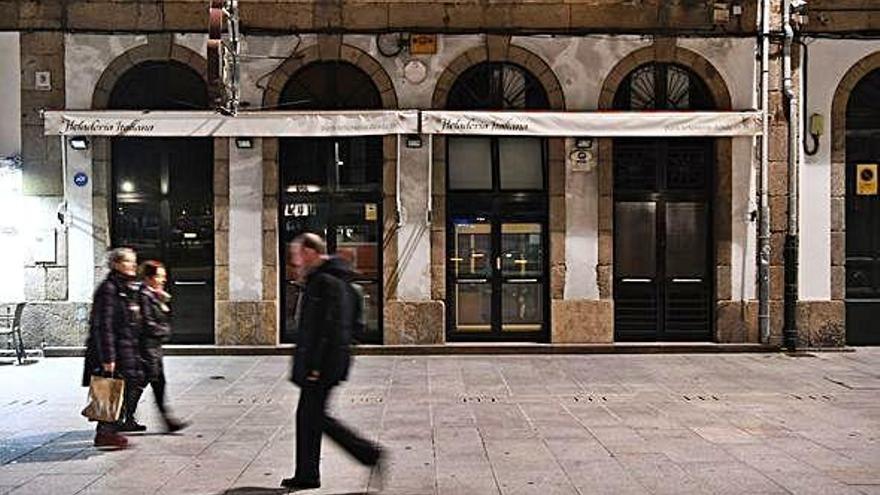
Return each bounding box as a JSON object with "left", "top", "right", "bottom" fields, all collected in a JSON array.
[{"left": 283, "top": 233, "right": 384, "bottom": 491}]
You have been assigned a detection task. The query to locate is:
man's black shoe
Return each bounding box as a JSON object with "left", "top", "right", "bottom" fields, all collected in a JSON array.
[
  {"left": 280, "top": 477, "right": 321, "bottom": 490},
  {"left": 118, "top": 421, "right": 147, "bottom": 433}
]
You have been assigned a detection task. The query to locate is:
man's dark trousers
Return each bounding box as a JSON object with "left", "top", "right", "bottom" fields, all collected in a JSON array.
[{"left": 295, "top": 384, "right": 381, "bottom": 482}]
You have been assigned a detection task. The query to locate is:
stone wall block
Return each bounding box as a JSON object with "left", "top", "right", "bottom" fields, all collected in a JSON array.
[
  {"left": 831, "top": 162, "right": 846, "bottom": 198},
  {"left": 342, "top": 4, "right": 388, "bottom": 30},
  {"left": 551, "top": 299, "right": 613, "bottom": 343},
  {"left": 716, "top": 264, "right": 732, "bottom": 301},
  {"left": 831, "top": 196, "right": 845, "bottom": 233},
  {"left": 45, "top": 266, "right": 67, "bottom": 301},
  {"left": 598, "top": 196, "right": 613, "bottom": 233},
  {"left": 715, "top": 301, "right": 754, "bottom": 343},
  {"left": 263, "top": 266, "right": 278, "bottom": 302},
  {"left": 597, "top": 264, "right": 613, "bottom": 299},
  {"left": 831, "top": 265, "right": 845, "bottom": 300},
  {"left": 769, "top": 195, "right": 788, "bottom": 233},
  {"left": 796, "top": 300, "right": 845, "bottom": 347},
  {"left": 830, "top": 232, "right": 845, "bottom": 266},
  {"left": 20, "top": 302, "right": 91, "bottom": 347},
  {"left": 384, "top": 300, "right": 445, "bottom": 345},
  {"left": 215, "top": 265, "right": 229, "bottom": 301},
  {"left": 551, "top": 263, "right": 565, "bottom": 300},
  {"left": 215, "top": 230, "right": 229, "bottom": 266}
]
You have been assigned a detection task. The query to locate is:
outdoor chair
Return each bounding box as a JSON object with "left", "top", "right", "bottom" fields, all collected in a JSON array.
[{"left": 0, "top": 303, "right": 26, "bottom": 365}]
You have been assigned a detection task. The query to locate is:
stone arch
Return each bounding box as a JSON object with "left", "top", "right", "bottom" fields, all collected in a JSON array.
[
  {"left": 598, "top": 44, "right": 732, "bottom": 111},
  {"left": 262, "top": 40, "right": 397, "bottom": 110},
  {"left": 431, "top": 42, "right": 565, "bottom": 110},
  {"left": 91, "top": 39, "right": 207, "bottom": 110},
  {"left": 596, "top": 43, "right": 738, "bottom": 341},
  {"left": 830, "top": 51, "right": 880, "bottom": 301},
  {"left": 428, "top": 38, "right": 567, "bottom": 337}
]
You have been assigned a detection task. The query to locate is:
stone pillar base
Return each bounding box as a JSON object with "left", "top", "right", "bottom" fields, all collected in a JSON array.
[
  {"left": 384, "top": 300, "right": 445, "bottom": 345},
  {"left": 715, "top": 301, "right": 759, "bottom": 343},
  {"left": 16, "top": 302, "right": 91, "bottom": 348},
  {"left": 551, "top": 299, "right": 613, "bottom": 343},
  {"left": 216, "top": 301, "right": 277, "bottom": 345},
  {"left": 796, "top": 300, "right": 845, "bottom": 347}
]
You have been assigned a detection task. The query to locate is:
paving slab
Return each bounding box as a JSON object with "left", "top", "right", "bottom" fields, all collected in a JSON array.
[{"left": 0, "top": 349, "right": 879, "bottom": 494}]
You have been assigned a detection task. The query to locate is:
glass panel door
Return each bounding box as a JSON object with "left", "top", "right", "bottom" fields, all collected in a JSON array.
[
  {"left": 451, "top": 219, "right": 492, "bottom": 332},
  {"left": 280, "top": 198, "right": 382, "bottom": 343},
  {"left": 112, "top": 138, "right": 214, "bottom": 344},
  {"left": 501, "top": 223, "right": 544, "bottom": 332},
  {"left": 448, "top": 216, "right": 547, "bottom": 338}
]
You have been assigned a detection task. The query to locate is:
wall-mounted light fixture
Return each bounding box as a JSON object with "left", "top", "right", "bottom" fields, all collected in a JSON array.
[
  {"left": 574, "top": 137, "right": 593, "bottom": 150},
  {"left": 805, "top": 113, "right": 823, "bottom": 156},
  {"left": 405, "top": 134, "right": 423, "bottom": 149},
  {"left": 235, "top": 137, "right": 254, "bottom": 149},
  {"left": 69, "top": 137, "right": 89, "bottom": 150}
]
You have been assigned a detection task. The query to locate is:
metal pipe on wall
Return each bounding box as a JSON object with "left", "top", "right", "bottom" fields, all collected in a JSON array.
[
  {"left": 758, "top": 0, "right": 772, "bottom": 344},
  {"left": 782, "top": 0, "right": 800, "bottom": 350}
]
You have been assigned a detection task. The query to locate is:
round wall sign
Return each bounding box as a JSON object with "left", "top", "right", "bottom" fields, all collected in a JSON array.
[
  {"left": 73, "top": 172, "right": 88, "bottom": 187},
  {"left": 403, "top": 59, "right": 428, "bottom": 85}
]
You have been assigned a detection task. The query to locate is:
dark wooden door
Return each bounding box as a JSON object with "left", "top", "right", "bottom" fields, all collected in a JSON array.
[{"left": 614, "top": 138, "right": 714, "bottom": 341}]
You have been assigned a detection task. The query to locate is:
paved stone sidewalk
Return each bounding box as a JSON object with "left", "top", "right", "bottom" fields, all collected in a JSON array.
[{"left": 0, "top": 350, "right": 879, "bottom": 495}]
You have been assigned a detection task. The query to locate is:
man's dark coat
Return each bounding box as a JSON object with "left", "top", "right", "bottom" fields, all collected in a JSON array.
[{"left": 291, "top": 257, "right": 354, "bottom": 388}]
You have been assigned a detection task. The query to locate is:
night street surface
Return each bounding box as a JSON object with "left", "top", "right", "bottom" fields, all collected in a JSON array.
[{"left": 0, "top": 350, "right": 878, "bottom": 495}]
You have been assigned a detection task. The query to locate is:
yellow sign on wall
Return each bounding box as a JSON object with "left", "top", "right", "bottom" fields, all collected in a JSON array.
[
  {"left": 409, "top": 34, "right": 437, "bottom": 55},
  {"left": 857, "top": 164, "right": 878, "bottom": 196}
]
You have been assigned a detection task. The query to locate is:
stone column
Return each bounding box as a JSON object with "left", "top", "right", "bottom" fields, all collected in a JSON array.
[
  {"left": 217, "top": 138, "right": 275, "bottom": 345},
  {"left": 384, "top": 139, "right": 445, "bottom": 345}
]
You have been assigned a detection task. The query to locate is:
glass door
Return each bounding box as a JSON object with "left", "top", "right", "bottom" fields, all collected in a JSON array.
[
  {"left": 112, "top": 138, "right": 215, "bottom": 344},
  {"left": 448, "top": 215, "right": 547, "bottom": 340}
]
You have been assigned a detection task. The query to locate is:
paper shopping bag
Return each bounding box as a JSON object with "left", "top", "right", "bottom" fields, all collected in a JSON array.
[{"left": 81, "top": 375, "right": 125, "bottom": 422}]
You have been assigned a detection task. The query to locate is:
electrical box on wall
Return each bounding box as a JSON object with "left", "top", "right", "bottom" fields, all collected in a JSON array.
[
  {"left": 567, "top": 138, "right": 597, "bottom": 172},
  {"left": 35, "top": 71, "right": 51, "bottom": 91}
]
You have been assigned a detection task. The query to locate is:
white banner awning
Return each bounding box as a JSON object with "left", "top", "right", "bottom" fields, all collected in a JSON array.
[
  {"left": 421, "top": 111, "right": 763, "bottom": 137},
  {"left": 44, "top": 110, "right": 420, "bottom": 137},
  {"left": 44, "top": 109, "right": 763, "bottom": 138}
]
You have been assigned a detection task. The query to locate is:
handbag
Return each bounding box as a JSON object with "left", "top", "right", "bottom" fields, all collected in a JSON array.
[{"left": 81, "top": 374, "right": 126, "bottom": 422}]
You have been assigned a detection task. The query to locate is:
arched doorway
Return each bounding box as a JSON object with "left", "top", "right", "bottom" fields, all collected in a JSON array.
[
  {"left": 109, "top": 60, "right": 214, "bottom": 344},
  {"left": 845, "top": 68, "right": 880, "bottom": 345},
  {"left": 445, "top": 62, "right": 551, "bottom": 342},
  {"left": 278, "top": 61, "right": 384, "bottom": 344},
  {"left": 612, "top": 63, "right": 716, "bottom": 341}
]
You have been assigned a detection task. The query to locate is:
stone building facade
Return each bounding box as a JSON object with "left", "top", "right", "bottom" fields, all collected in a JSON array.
[{"left": 1, "top": 1, "right": 878, "bottom": 348}]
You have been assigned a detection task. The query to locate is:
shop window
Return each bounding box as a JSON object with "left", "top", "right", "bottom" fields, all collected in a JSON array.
[
  {"left": 448, "top": 138, "right": 492, "bottom": 190},
  {"left": 499, "top": 138, "right": 543, "bottom": 190}
]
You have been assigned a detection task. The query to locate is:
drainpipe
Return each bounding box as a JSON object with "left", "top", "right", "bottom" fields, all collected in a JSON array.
[
  {"left": 758, "top": 0, "right": 771, "bottom": 344},
  {"left": 782, "top": 0, "right": 800, "bottom": 350}
]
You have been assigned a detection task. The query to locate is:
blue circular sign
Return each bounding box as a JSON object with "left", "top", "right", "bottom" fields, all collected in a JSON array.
[{"left": 73, "top": 172, "right": 88, "bottom": 187}]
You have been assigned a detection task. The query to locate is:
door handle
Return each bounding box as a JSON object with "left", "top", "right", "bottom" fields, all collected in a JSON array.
[
  {"left": 458, "top": 279, "right": 488, "bottom": 284},
  {"left": 496, "top": 256, "right": 501, "bottom": 270},
  {"left": 507, "top": 279, "right": 539, "bottom": 283},
  {"left": 174, "top": 281, "right": 209, "bottom": 286},
  {"left": 621, "top": 278, "right": 652, "bottom": 283},
  {"left": 672, "top": 278, "right": 702, "bottom": 283}
]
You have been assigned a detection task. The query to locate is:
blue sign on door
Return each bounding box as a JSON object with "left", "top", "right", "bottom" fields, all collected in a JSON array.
[{"left": 73, "top": 172, "right": 88, "bottom": 187}]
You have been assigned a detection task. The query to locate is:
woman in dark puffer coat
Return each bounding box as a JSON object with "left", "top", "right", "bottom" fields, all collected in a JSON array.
[
  {"left": 82, "top": 247, "right": 144, "bottom": 449},
  {"left": 136, "top": 260, "right": 188, "bottom": 433}
]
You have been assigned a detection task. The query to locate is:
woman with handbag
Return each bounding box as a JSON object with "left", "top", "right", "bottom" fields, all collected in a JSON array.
[
  {"left": 135, "top": 260, "right": 189, "bottom": 433},
  {"left": 82, "top": 247, "right": 145, "bottom": 449}
]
